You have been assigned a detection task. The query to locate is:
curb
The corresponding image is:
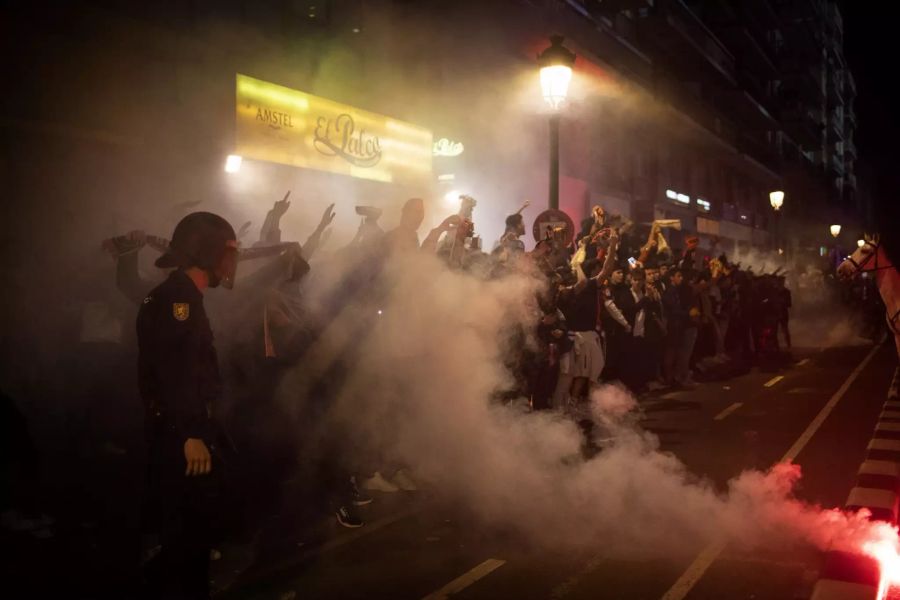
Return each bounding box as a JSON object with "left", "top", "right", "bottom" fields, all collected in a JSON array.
[{"left": 811, "top": 369, "right": 900, "bottom": 599}]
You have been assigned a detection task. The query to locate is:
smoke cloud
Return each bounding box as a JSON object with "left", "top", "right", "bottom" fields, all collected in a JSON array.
[{"left": 276, "top": 250, "right": 893, "bottom": 559}]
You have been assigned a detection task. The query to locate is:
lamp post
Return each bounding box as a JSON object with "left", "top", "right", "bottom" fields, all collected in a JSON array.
[
  {"left": 769, "top": 190, "right": 784, "bottom": 256},
  {"left": 538, "top": 35, "right": 575, "bottom": 210}
]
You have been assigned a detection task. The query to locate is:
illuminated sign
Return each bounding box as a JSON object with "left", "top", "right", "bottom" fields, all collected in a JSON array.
[
  {"left": 235, "top": 74, "right": 432, "bottom": 183},
  {"left": 433, "top": 138, "right": 464, "bottom": 157},
  {"left": 666, "top": 189, "right": 691, "bottom": 204},
  {"left": 696, "top": 198, "right": 711, "bottom": 212}
]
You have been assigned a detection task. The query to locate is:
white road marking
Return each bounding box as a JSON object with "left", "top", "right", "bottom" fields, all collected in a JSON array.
[
  {"left": 660, "top": 344, "right": 881, "bottom": 600},
  {"left": 764, "top": 375, "right": 785, "bottom": 387},
  {"left": 714, "top": 402, "right": 744, "bottom": 421},
  {"left": 421, "top": 558, "right": 506, "bottom": 600},
  {"left": 797, "top": 358, "right": 811, "bottom": 367}
]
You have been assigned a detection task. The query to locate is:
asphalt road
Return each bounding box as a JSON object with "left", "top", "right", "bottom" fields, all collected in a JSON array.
[{"left": 219, "top": 341, "right": 898, "bottom": 600}]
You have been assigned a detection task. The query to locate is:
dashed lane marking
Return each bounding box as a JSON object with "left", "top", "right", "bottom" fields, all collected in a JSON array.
[
  {"left": 714, "top": 402, "right": 744, "bottom": 421},
  {"left": 660, "top": 344, "right": 881, "bottom": 600},
  {"left": 764, "top": 375, "right": 785, "bottom": 387},
  {"left": 421, "top": 558, "right": 506, "bottom": 600}
]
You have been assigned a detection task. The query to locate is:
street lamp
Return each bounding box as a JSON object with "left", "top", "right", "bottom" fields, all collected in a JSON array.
[
  {"left": 769, "top": 190, "right": 784, "bottom": 211},
  {"left": 830, "top": 224, "right": 841, "bottom": 238},
  {"left": 538, "top": 35, "right": 576, "bottom": 210},
  {"left": 858, "top": 239, "right": 865, "bottom": 248}
]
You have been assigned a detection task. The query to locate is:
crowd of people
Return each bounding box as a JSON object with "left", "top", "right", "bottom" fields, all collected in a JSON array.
[{"left": 2, "top": 192, "right": 800, "bottom": 599}]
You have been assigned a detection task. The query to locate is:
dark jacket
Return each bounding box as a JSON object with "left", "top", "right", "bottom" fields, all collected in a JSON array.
[
  {"left": 137, "top": 270, "right": 221, "bottom": 442},
  {"left": 663, "top": 283, "right": 689, "bottom": 334}
]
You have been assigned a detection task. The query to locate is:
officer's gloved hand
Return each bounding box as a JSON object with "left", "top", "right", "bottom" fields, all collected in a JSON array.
[{"left": 184, "top": 438, "right": 212, "bottom": 476}]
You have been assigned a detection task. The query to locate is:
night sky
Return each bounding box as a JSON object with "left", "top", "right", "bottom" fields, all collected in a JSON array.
[{"left": 840, "top": 1, "right": 900, "bottom": 221}]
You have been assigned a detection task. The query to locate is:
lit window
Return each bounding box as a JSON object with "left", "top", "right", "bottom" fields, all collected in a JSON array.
[
  {"left": 666, "top": 189, "right": 678, "bottom": 200},
  {"left": 697, "top": 198, "right": 711, "bottom": 212},
  {"left": 676, "top": 193, "right": 690, "bottom": 204}
]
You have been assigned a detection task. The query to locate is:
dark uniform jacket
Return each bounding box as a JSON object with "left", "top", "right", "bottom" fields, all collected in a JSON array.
[{"left": 137, "top": 270, "right": 221, "bottom": 442}]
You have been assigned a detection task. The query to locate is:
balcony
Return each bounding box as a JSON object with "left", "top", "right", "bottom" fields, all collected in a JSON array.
[
  {"left": 845, "top": 69, "right": 857, "bottom": 97},
  {"left": 718, "top": 85, "right": 778, "bottom": 131},
  {"left": 637, "top": 0, "right": 736, "bottom": 85},
  {"left": 828, "top": 150, "right": 845, "bottom": 177},
  {"left": 781, "top": 104, "right": 822, "bottom": 148},
  {"left": 716, "top": 25, "right": 779, "bottom": 78},
  {"left": 780, "top": 56, "right": 824, "bottom": 102},
  {"left": 737, "top": 133, "right": 780, "bottom": 171},
  {"left": 828, "top": 1, "right": 844, "bottom": 35},
  {"left": 829, "top": 111, "right": 844, "bottom": 141},
  {"left": 826, "top": 70, "right": 844, "bottom": 105}
]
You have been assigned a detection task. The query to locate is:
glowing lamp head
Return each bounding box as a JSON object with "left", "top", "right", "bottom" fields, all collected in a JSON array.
[
  {"left": 538, "top": 35, "right": 576, "bottom": 110},
  {"left": 769, "top": 190, "right": 784, "bottom": 211},
  {"left": 225, "top": 154, "right": 243, "bottom": 173},
  {"left": 858, "top": 239, "right": 866, "bottom": 248},
  {"left": 830, "top": 224, "right": 842, "bottom": 238}
]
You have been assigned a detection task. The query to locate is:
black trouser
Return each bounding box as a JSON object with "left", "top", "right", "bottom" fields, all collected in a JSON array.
[
  {"left": 145, "top": 420, "right": 219, "bottom": 600},
  {"left": 531, "top": 357, "right": 559, "bottom": 411}
]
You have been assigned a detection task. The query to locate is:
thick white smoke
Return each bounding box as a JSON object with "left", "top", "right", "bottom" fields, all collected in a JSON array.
[{"left": 277, "top": 250, "right": 896, "bottom": 559}]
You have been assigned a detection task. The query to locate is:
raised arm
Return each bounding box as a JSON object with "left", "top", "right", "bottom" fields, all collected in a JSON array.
[
  {"left": 258, "top": 192, "right": 291, "bottom": 246},
  {"left": 421, "top": 215, "right": 461, "bottom": 253},
  {"left": 103, "top": 230, "right": 153, "bottom": 305},
  {"left": 302, "top": 203, "right": 336, "bottom": 260},
  {"left": 638, "top": 223, "right": 660, "bottom": 264},
  {"left": 596, "top": 229, "right": 620, "bottom": 282}
]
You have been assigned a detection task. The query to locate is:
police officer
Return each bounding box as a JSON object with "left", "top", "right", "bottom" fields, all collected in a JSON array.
[{"left": 138, "top": 212, "right": 237, "bottom": 599}]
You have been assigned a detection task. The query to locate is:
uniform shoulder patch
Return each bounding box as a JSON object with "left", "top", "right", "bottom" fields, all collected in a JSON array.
[{"left": 173, "top": 303, "right": 190, "bottom": 321}]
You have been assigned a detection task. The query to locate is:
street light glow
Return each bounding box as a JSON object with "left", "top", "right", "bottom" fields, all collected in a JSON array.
[
  {"left": 443, "top": 189, "right": 462, "bottom": 207},
  {"left": 225, "top": 154, "right": 243, "bottom": 173},
  {"left": 830, "top": 224, "right": 842, "bottom": 238},
  {"left": 538, "top": 35, "right": 576, "bottom": 110},
  {"left": 858, "top": 239, "right": 865, "bottom": 248},
  {"left": 540, "top": 65, "right": 573, "bottom": 110},
  {"left": 769, "top": 190, "right": 784, "bottom": 211}
]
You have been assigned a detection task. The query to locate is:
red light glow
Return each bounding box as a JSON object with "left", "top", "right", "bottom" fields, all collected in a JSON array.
[{"left": 861, "top": 527, "right": 900, "bottom": 600}]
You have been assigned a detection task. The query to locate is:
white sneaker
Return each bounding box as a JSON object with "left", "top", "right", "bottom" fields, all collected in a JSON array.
[
  {"left": 391, "top": 469, "right": 418, "bottom": 492},
  {"left": 363, "top": 471, "right": 400, "bottom": 493}
]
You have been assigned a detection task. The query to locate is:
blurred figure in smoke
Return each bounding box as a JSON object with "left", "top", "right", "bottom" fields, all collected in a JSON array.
[
  {"left": 137, "top": 212, "right": 237, "bottom": 600},
  {"left": 383, "top": 197, "right": 460, "bottom": 256},
  {"left": 492, "top": 201, "right": 529, "bottom": 263},
  {"left": 776, "top": 275, "right": 793, "bottom": 350}
]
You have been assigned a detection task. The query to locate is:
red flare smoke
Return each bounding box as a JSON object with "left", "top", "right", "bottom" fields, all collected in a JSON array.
[{"left": 860, "top": 524, "right": 900, "bottom": 600}]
